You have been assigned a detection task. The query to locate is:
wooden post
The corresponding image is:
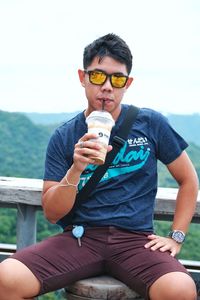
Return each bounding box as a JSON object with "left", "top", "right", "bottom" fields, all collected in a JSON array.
[{"left": 16, "top": 204, "right": 37, "bottom": 250}]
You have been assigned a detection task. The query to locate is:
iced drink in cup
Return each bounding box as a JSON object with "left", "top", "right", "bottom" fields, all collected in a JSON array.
[{"left": 86, "top": 110, "right": 115, "bottom": 165}]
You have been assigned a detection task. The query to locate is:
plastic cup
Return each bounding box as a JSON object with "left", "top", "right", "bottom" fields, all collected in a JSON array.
[{"left": 86, "top": 110, "right": 115, "bottom": 165}]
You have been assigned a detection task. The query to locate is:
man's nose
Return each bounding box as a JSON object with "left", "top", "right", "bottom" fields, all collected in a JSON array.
[{"left": 101, "top": 76, "right": 113, "bottom": 90}]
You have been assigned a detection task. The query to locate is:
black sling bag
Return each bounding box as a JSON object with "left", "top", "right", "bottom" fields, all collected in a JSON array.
[{"left": 57, "top": 105, "right": 139, "bottom": 228}]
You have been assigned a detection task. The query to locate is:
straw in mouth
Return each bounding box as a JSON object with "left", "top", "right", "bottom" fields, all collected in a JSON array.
[{"left": 102, "top": 100, "right": 105, "bottom": 110}]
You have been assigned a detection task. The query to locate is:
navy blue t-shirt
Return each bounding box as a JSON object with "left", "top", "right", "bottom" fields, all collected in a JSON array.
[{"left": 44, "top": 105, "right": 188, "bottom": 232}]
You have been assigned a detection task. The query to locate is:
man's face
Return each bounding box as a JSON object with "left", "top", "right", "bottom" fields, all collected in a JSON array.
[{"left": 78, "top": 56, "right": 133, "bottom": 120}]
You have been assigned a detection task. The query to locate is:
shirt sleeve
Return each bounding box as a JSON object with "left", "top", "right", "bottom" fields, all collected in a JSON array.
[{"left": 43, "top": 128, "right": 70, "bottom": 182}]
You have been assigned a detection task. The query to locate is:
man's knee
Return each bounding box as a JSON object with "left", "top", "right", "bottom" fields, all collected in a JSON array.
[
  {"left": 149, "top": 272, "right": 197, "bottom": 300},
  {"left": 0, "top": 259, "right": 16, "bottom": 290},
  {"left": 0, "top": 258, "right": 40, "bottom": 299}
]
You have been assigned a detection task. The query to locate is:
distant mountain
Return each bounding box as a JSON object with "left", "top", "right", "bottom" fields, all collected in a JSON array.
[
  {"left": 24, "top": 111, "right": 80, "bottom": 125},
  {"left": 0, "top": 110, "right": 200, "bottom": 182},
  {"left": 25, "top": 111, "right": 200, "bottom": 146},
  {"left": 0, "top": 110, "right": 52, "bottom": 179},
  {"left": 158, "top": 142, "right": 200, "bottom": 187}
]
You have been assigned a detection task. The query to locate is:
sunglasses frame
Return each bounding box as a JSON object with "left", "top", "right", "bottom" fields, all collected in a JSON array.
[{"left": 84, "top": 69, "right": 129, "bottom": 88}]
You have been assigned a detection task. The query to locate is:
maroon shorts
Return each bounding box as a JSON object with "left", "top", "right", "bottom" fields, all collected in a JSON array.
[{"left": 12, "top": 226, "right": 188, "bottom": 299}]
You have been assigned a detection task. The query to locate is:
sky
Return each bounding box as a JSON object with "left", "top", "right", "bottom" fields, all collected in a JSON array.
[{"left": 0, "top": 0, "right": 200, "bottom": 114}]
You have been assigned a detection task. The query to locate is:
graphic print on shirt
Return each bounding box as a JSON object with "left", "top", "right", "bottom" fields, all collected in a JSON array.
[{"left": 78, "top": 136, "right": 150, "bottom": 190}]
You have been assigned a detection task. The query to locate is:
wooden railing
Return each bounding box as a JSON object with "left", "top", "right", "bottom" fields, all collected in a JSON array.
[{"left": 0, "top": 176, "right": 200, "bottom": 251}]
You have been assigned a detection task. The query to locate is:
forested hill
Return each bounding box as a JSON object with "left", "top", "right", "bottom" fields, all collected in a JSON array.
[
  {"left": 167, "top": 113, "right": 200, "bottom": 146},
  {"left": 0, "top": 110, "right": 200, "bottom": 183},
  {"left": 0, "top": 110, "right": 51, "bottom": 179},
  {"left": 24, "top": 111, "right": 200, "bottom": 146}
]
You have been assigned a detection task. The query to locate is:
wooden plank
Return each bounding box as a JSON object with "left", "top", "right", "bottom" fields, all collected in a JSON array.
[
  {"left": 0, "top": 176, "right": 43, "bottom": 189},
  {"left": 0, "top": 176, "right": 200, "bottom": 218},
  {"left": 0, "top": 176, "right": 42, "bottom": 206}
]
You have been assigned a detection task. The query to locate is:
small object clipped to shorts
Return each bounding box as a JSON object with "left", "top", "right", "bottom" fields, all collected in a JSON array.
[{"left": 72, "top": 225, "right": 84, "bottom": 247}]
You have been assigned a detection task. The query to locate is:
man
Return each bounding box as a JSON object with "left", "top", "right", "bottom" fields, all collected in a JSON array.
[{"left": 0, "top": 33, "right": 199, "bottom": 300}]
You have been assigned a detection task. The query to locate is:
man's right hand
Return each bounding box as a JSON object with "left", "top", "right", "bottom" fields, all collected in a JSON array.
[{"left": 73, "top": 132, "right": 112, "bottom": 172}]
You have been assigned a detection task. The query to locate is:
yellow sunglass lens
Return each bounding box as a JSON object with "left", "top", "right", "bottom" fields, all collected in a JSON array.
[
  {"left": 111, "top": 76, "right": 127, "bottom": 88},
  {"left": 90, "top": 72, "right": 106, "bottom": 84}
]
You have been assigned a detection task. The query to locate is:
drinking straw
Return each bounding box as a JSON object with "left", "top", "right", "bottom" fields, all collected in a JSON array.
[{"left": 102, "top": 100, "right": 105, "bottom": 110}]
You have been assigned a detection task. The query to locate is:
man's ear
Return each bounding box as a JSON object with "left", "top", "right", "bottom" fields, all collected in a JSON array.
[
  {"left": 125, "top": 77, "right": 134, "bottom": 90},
  {"left": 78, "top": 69, "right": 85, "bottom": 87}
]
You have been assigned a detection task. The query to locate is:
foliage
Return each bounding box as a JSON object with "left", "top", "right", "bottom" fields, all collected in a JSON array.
[
  {"left": 0, "top": 111, "right": 52, "bottom": 179},
  {"left": 36, "top": 211, "right": 62, "bottom": 241},
  {"left": 158, "top": 142, "right": 200, "bottom": 188},
  {"left": 39, "top": 290, "right": 65, "bottom": 300},
  {"left": 154, "top": 221, "right": 200, "bottom": 260},
  {"left": 0, "top": 208, "right": 17, "bottom": 244}
]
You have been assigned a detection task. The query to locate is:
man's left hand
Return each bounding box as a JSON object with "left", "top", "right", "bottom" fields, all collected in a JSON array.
[{"left": 144, "top": 234, "right": 182, "bottom": 257}]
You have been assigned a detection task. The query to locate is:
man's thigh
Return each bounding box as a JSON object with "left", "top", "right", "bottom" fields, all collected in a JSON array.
[
  {"left": 11, "top": 231, "right": 105, "bottom": 295},
  {"left": 105, "top": 228, "right": 188, "bottom": 299}
]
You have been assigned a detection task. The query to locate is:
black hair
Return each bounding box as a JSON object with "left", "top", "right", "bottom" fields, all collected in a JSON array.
[{"left": 83, "top": 33, "right": 133, "bottom": 74}]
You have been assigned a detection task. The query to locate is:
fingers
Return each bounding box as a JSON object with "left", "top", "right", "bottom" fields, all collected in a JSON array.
[
  {"left": 144, "top": 234, "right": 181, "bottom": 256},
  {"left": 107, "top": 145, "right": 113, "bottom": 152},
  {"left": 78, "top": 141, "right": 85, "bottom": 149},
  {"left": 75, "top": 133, "right": 110, "bottom": 158},
  {"left": 73, "top": 134, "right": 102, "bottom": 170},
  {"left": 75, "top": 140, "right": 101, "bottom": 159},
  {"left": 73, "top": 132, "right": 112, "bottom": 170}
]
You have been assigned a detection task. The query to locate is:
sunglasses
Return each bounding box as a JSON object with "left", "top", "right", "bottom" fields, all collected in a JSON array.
[{"left": 84, "top": 69, "right": 129, "bottom": 88}]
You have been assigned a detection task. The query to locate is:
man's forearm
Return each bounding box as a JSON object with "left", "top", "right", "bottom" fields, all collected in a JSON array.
[
  {"left": 42, "top": 166, "right": 82, "bottom": 223},
  {"left": 172, "top": 181, "right": 198, "bottom": 233}
]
